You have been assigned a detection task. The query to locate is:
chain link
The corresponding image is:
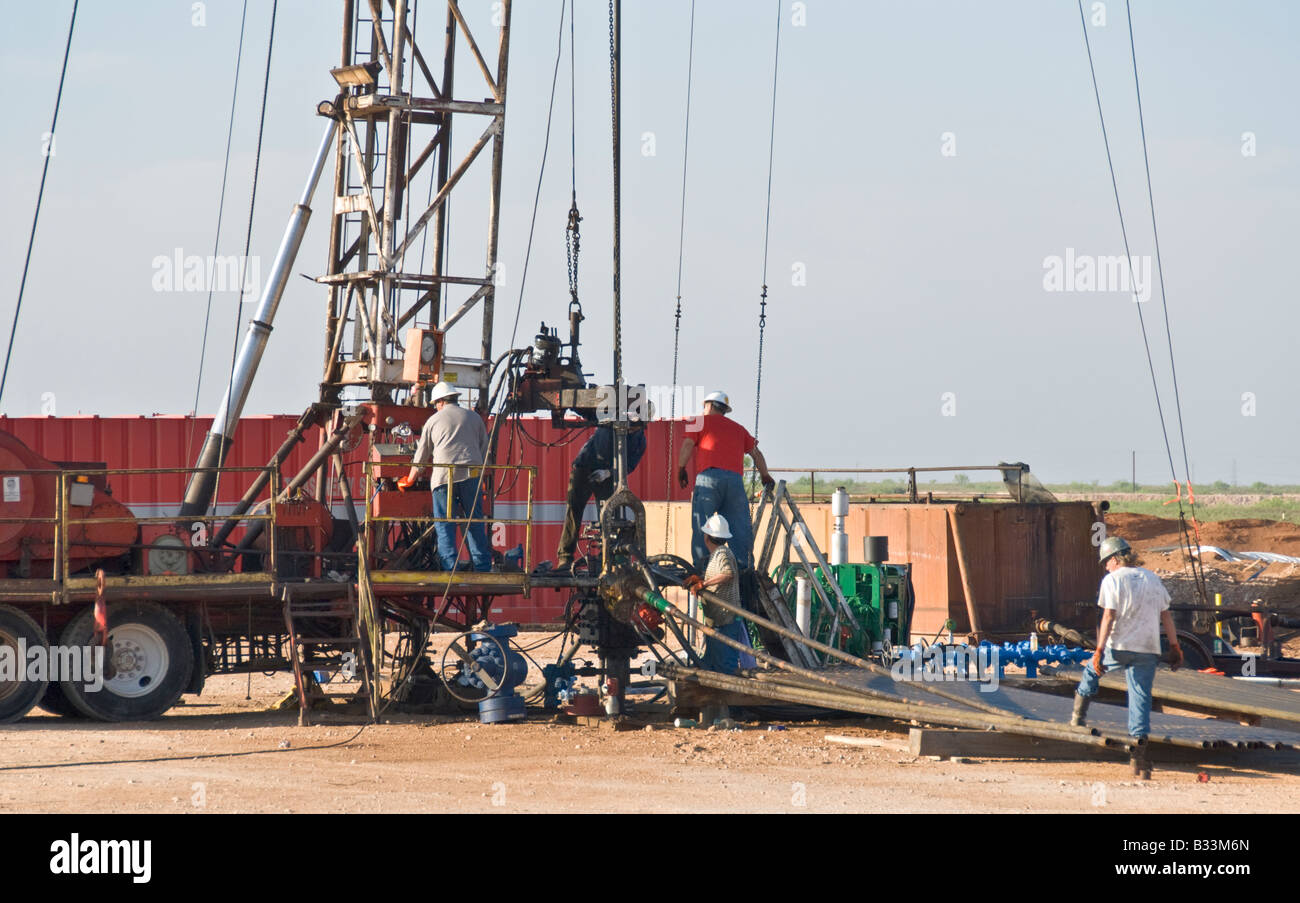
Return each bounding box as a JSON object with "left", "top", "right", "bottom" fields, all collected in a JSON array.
[{"left": 566, "top": 201, "right": 582, "bottom": 308}]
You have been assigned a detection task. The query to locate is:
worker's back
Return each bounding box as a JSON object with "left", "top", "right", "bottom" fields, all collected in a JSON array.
[
  {"left": 1099, "top": 566, "right": 1170, "bottom": 654},
  {"left": 416, "top": 404, "right": 488, "bottom": 487},
  {"left": 691, "top": 414, "right": 754, "bottom": 475}
]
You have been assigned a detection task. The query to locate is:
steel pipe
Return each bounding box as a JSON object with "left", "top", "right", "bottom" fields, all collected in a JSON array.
[
  {"left": 182, "top": 121, "right": 338, "bottom": 516},
  {"left": 660, "top": 661, "right": 1121, "bottom": 750},
  {"left": 643, "top": 587, "right": 1013, "bottom": 720},
  {"left": 682, "top": 583, "right": 1012, "bottom": 718}
]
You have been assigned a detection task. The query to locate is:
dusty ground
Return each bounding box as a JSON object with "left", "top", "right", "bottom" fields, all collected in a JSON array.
[
  {"left": 4, "top": 644, "right": 1300, "bottom": 814},
  {"left": 1109, "top": 511, "right": 1300, "bottom": 556},
  {"left": 6, "top": 512, "right": 1300, "bottom": 815}
]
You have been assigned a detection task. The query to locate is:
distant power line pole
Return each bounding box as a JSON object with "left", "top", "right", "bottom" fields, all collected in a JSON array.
[{"left": 1131, "top": 450, "right": 1136, "bottom": 492}]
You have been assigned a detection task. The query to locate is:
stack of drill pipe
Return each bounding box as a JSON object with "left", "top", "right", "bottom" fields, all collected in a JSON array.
[
  {"left": 681, "top": 585, "right": 1018, "bottom": 718},
  {"left": 660, "top": 662, "right": 1122, "bottom": 749},
  {"left": 760, "top": 665, "right": 1300, "bottom": 751},
  {"left": 647, "top": 590, "right": 1122, "bottom": 750},
  {"left": 777, "top": 666, "right": 1300, "bottom": 751},
  {"left": 1097, "top": 668, "right": 1300, "bottom": 726},
  {"left": 655, "top": 584, "right": 1300, "bottom": 752}
]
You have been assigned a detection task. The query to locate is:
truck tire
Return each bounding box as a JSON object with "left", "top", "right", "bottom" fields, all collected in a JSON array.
[
  {"left": 0, "top": 605, "right": 49, "bottom": 723},
  {"left": 59, "top": 601, "right": 193, "bottom": 722},
  {"left": 38, "top": 682, "right": 86, "bottom": 718}
]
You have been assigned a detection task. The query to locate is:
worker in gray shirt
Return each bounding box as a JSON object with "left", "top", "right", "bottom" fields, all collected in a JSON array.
[{"left": 399, "top": 381, "right": 492, "bottom": 572}]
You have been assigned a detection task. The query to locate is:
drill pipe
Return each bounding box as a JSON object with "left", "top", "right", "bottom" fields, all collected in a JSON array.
[
  {"left": 646, "top": 593, "right": 1231, "bottom": 751},
  {"left": 1034, "top": 618, "right": 1093, "bottom": 649},
  {"left": 745, "top": 668, "right": 1237, "bottom": 751},
  {"left": 182, "top": 121, "right": 338, "bottom": 517},
  {"left": 658, "top": 661, "right": 1122, "bottom": 750},
  {"left": 639, "top": 587, "right": 1085, "bottom": 728},
  {"left": 682, "top": 585, "right": 1013, "bottom": 718}
]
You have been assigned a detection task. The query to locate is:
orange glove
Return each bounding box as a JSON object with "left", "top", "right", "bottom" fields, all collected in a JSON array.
[
  {"left": 1090, "top": 649, "right": 1106, "bottom": 676},
  {"left": 397, "top": 474, "right": 415, "bottom": 492},
  {"left": 684, "top": 575, "right": 704, "bottom": 594}
]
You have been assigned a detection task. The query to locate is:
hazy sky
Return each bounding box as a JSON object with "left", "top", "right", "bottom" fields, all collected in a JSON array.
[{"left": 2, "top": 1, "right": 1297, "bottom": 484}]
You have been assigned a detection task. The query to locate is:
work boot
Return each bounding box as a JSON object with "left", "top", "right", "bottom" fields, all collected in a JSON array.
[
  {"left": 552, "top": 555, "right": 573, "bottom": 573},
  {"left": 1070, "top": 694, "right": 1090, "bottom": 727},
  {"left": 1130, "top": 738, "right": 1152, "bottom": 780}
]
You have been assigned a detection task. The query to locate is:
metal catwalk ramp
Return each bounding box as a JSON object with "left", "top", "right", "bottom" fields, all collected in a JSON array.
[
  {"left": 1016, "top": 666, "right": 1300, "bottom": 726},
  {"left": 1099, "top": 667, "right": 1300, "bottom": 725},
  {"left": 665, "top": 664, "right": 1300, "bottom": 753},
  {"left": 822, "top": 668, "right": 1300, "bottom": 751}
]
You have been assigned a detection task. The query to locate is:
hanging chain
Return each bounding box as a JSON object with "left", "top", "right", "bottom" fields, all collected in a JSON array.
[
  {"left": 566, "top": 0, "right": 582, "bottom": 317},
  {"left": 754, "top": 283, "right": 768, "bottom": 431},
  {"left": 566, "top": 201, "right": 582, "bottom": 309}
]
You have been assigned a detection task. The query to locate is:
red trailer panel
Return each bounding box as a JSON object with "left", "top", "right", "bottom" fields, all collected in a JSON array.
[{"left": 0, "top": 414, "right": 695, "bottom": 624}]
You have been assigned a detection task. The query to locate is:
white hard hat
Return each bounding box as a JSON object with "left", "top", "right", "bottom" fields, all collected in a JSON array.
[
  {"left": 701, "top": 513, "right": 732, "bottom": 540},
  {"left": 429, "top": 380, "right": 461, "bottom": 403},
  {"left": 703, "top": 390, "right": 731, "bottom": 413}
]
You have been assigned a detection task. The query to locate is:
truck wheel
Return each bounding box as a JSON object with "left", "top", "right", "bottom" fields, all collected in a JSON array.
[
  {"left": 38, "top": 682, "right": 85, "bottom": 718},
  {"left": 0, "top": 605, "right": 49, "bottom": 723},
  {"left": 60, "top": 601, "right": 193, "bottom": 722}
]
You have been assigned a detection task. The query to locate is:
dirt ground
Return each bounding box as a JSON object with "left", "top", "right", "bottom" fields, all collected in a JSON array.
[
  {"left": 1108, "top": 511, "right": 1300, "bottom": 557},
  {"left": 4, "top": 633, "right": 1300, "bottom": 814},
  {"left": 5, "top": 512, "right": 1300, "bottom": 815}
]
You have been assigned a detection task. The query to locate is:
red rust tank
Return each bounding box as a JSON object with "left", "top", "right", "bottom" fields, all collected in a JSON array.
[{"left": 0, "top": 430, "right": 138, "bottom": 577}]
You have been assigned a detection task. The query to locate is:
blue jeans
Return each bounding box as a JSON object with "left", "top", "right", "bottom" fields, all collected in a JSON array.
[
  {"left": 702, "top": 618, "right": 751, "bottom": 675},
  {"left": 431, "top": 477, "right": 492, "bottom": 572},
  {"left": 691, "top": 468, "right": 754, "bottom": 572},
  {"left": 1075, "top": 647, "right": 1159, "bottom": 739}
]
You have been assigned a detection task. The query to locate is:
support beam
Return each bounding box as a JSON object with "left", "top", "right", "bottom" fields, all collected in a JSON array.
[{"left": 447, "top": 0, "right": 500, "bottom": 100}]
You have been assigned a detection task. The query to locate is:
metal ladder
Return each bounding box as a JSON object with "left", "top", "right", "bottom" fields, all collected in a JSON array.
[
  {"left": 341, "top": 8, "right": 392, "bottom": 361},
  {"left": 283, "top": 587, "right": 376, "bottom": 725}
]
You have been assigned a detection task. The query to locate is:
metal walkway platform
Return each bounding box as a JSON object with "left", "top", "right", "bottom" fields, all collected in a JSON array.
[{"left": 664, "top": 663, "right": 1300, "bottom": 754}]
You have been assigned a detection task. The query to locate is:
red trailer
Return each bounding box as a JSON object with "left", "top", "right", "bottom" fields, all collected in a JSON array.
[{"left": 0, "top": 413, "right": 689, "bottom": 723}]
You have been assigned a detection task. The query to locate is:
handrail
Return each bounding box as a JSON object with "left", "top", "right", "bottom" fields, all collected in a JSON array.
[
  {"left": 0, "top": 464, "right": 287, "bottom": 603},
  {"left": 363, "top": 460, "right": 536, "bottom": 574},
  {"left": 752, "top": 464, "right": 1026, "bottom": 504}
]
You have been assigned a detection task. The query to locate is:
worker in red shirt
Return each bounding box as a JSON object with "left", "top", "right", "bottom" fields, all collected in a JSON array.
[{"left": 676, "top": 390, "right": 774, "bottom": 571}]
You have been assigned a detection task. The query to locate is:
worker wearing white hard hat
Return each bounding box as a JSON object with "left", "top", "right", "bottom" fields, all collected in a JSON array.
[
  {"left": 676, "top": 389, "right": 775, "bottom": 572},
  {"left": 702, "top": 390, "right": 731, "bottom": 412},
  {"left": 682, "top": 513, "right": 755, "bottom": 679},
  {"left": 399, "top": 379, "right": 492, "bottom": 572},
  {"left": 700, "top": 513, "right": 731, "bottom": 539},
  {"left": 1070, "top": 534, "right": 1183, "bottom": 779}
]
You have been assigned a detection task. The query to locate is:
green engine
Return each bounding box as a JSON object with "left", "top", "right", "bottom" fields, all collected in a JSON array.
[{"left": 773, "top": 562, "right": 912, "bottom": 659}]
